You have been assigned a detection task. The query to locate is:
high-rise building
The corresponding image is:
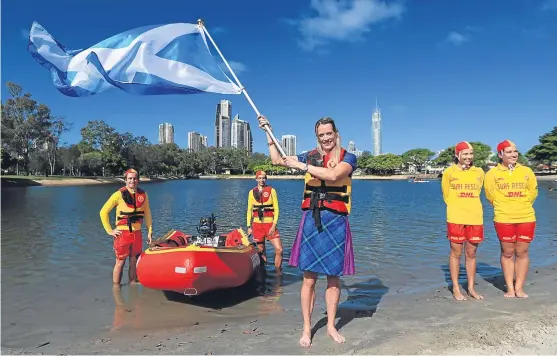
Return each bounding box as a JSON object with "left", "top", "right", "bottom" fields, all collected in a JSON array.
[
  {"left": 158, "top": 123, "right": 174, "bottom": 144},
  {"left": 348, "top": 141, "right": 356, "bottom": 154},
  {"left": 231, "top": 114, "right": 253, "bottom": 153},
  {"left": 215, "top": 100, "right": 232, "bottom": 148},
  {"left": 281, "top": 135, "right": 297, "bottom": 156},
  {"left": 372, "top": 97, "right": 382, "bottom": 156},
  {"left": 188, "top": 131, "right": 207, "bottom": 152},
  {"left": 245, "top": 122, "right": 253, "bottom": 154}
]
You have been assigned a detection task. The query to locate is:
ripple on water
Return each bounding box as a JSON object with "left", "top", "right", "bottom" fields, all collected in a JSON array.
[{"left": 1, "top": 180, "right": 556, "bottom": 348}]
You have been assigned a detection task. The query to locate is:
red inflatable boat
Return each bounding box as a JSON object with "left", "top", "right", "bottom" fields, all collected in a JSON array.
[{"left": 136, "top": 227, "right": 261, "bottom": 296}]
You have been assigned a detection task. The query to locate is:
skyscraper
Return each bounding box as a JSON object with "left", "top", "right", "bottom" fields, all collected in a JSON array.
[
  {"left": 215, "top": 99, "right": 232, "bottom": 148},
  {"left": 281, "top": 135, "right": 297, "bottom": 156},
  {"left": 158, "top": 123, "right": 174, "bottom": 144},
  {"left": 372, "top": 98, "right": 382, "bottom": 156},
  {"left": 231, "top": 114, "right": 253, "bottom": 153},
  {"left": 348, "top": 141, "right": 356, "bottom": 154},
  {"left": 188, "top": 131, "right": 207, "bottom": 152},
  {"left": 245, "top": 122, "right": 253, "bottom": 154}
]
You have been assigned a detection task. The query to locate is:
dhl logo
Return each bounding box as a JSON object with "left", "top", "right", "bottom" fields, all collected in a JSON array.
[{"left": 458, "top": 192, "right": 475, "bottom": 198}]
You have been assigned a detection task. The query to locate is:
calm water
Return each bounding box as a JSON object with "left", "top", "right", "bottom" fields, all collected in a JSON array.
[{"left": 2, "top": 179, "right": 556, "bottom": 349}]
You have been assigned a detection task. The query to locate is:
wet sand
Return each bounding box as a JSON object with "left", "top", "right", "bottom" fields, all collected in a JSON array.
[{"left": 3, "top": 263, "right": 555, "bottom": 355}]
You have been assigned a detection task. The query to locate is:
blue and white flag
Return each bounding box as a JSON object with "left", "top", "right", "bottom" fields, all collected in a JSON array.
[{"left": 28, "top": 21, "right": 242, "bottom": 97}]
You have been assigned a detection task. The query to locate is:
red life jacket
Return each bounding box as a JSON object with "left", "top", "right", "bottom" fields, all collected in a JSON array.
[
  {"left": 301, "top": 148, "right": 352, "bottom": 229},
  {"left": 252, "top": 186, "right": 274, "bottom": 220},
  {"left": 116, "top": 187, "right": 147, "bottom": 231}
]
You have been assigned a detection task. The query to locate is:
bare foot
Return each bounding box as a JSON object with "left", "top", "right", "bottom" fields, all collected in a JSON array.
[
  {"left": 452, "top": 288, "right": 467, "bottom": 301},
  {"left": 504, "top": 289, "right": 516, "bottom": 298},
  {"left": 299, "top": 329, "right": 312, "bottom": 348},
  {"left": 468, "top": 288, "right": 484, "bottom": 300},
  {"left": 327, "top": 327, "right": 346, "bottom": 344},
  {"left": 515, "top": 290, "right": 529, "bottom": 298}
]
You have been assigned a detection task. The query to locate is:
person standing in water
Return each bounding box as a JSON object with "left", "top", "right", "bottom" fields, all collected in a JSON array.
[
  {"left": 484, "top": 140, "right": 538, "bottom": 298},
  {"left": 441, "top": 141, "right": 485, "bottom": 301},
  {"left": 246, "top": 170, "right": 283, "bottom": 272},
  {"left": 100, "top": 169, "right": 153, "bottom": 287},
  {"left": 258, "top": 115, "right": 356, "bottom": 348}
]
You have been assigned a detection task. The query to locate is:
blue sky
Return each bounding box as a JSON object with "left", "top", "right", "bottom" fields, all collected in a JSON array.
[{"left": 2, "top": 0, "right": 556, "bottom": 155}]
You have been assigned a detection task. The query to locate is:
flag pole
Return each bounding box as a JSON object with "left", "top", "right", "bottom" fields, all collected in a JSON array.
[{"left": 197, "top": 19, "right": 286, "bottom": 158}]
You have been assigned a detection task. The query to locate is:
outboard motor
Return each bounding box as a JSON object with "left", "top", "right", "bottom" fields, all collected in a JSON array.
[{"left": 196, "top": 213, "right": 217, "bottom": 237}]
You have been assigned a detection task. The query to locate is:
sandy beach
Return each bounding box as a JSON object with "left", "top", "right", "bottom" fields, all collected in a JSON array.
[{"left": 3, "top": 263, "right": 555, "bottom": 355}]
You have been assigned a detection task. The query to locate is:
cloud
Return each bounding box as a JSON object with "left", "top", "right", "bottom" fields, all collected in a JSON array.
[
  {"left": 445, "top": 31, "right": 469, "bottom": 46},
  {"left": 294, "top": 0, "right": 405, "bottom": 51},
  {"left": 541, "top": 0, "right": 557, "bottom": 10},
  {"left": 228, "top": 61, "right": 247, "bottom": 74}
]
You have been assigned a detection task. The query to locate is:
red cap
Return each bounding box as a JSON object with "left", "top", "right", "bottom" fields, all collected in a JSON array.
[
  {"left": 497, "top": 140, "right": 516, "bottom": 153},
  {"left": 124, "top": 168, "right": 138, "bottom": 178},
  {"left": 454, "top": 141, "right": 473, "bottom": 157},
  {"left": 255, "top": 170, "right": 266, "bottom": 178}
]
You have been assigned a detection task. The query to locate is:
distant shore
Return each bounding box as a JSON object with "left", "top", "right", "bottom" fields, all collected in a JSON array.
[
  {"left": 0, "top": 175, "right": 164, "bottom": 188},
  {"left": 2, "top": 174, "right": 556, "bottom": 187}
]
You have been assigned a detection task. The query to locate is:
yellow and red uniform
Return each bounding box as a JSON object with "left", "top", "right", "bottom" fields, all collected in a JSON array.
[
  {"left": 100, "top": 187, "right": 153, "bottom": 259},
  {"left": 484, "top": 163, "right": 538, "bottom": 242},
  {"left": 247, "top": 185, "right": 280, "bottom": 243},
  {"left": 442, "top": 163, "right": 485, "bottom": 243}
]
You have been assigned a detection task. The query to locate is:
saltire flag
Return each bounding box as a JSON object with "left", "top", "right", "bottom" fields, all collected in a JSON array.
[{"left": 27, "top": 21, "right": 242, "bottom": 97}]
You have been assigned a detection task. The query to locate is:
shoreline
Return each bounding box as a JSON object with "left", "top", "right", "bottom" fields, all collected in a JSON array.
[
  {"left": 2, "top": 174, "right": 556, "bottom": 187},
  {"left": 3, "top": 262, "right": 556, "bottom": 355}
]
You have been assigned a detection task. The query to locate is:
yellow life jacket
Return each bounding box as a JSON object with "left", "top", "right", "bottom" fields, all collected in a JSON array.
[
  {"left": 252, "top": 186, "right": 275, "bottom": 221},
  {"left": 301, "top": 149, "right": 352, "bottom": 230},
  {"left": 116, "top": 187, "right": 147, "bottom": 232}
]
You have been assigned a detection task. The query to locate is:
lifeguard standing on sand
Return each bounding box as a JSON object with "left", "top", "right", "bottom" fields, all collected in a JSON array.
[
  {"left": 246, "top": 170, "right": 283, "bottom": 271},
  {"left": 484, "top": 140, "right": 538, "bottom": 298},
  {"left": 258, "top": 115, "right": 356, "bottom": 348},
  {"left": 100, "top": 169, "right": 153, "bottom": 287},
  {"left": 441, "top": 141, "right": 485, "bottom": 301}
]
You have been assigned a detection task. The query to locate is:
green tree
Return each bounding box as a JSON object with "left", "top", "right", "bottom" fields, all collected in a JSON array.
[
  {"left": 401, "top": 148, "right": 435, "bottom": 172},
  {"left": 43, "top": 117, "right": 73, "bottom": 175},
  {"left": 367, "top": 154, "right": 404, "bottom": 175},
  {"left": 1, "top": 82, "right": 58, "bottom": 174},
  {"left": 526, "top": 126, "right": 557, "bottom": 165}
]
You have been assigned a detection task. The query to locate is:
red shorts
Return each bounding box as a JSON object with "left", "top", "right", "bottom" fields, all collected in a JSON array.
[
  {"left": 495, "top": 222, "right": 536, "bottom": 243},
  {"left": 447, "top": 223, "right": 484, "bottom": 243},
  {"left": 251, "top": 222, "right": 280, "bottom": 243},
  {"left": 113, "top": 230, "right": 143, "bottom": 260}
]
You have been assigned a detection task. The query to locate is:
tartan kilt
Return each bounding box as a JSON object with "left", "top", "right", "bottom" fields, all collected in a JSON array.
[{"left": 289, "top": 209, "right": 355, "bottom": 276}]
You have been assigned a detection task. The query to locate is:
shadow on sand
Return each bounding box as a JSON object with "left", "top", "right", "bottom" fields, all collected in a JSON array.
[
  {"left": 441, "top": 262, "right": 506, "bottom": 294},
  {"left": 311, "top": 277, "right": 389, "bottom": 338}
]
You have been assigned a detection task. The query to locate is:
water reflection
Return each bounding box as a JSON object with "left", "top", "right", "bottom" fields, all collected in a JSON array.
[{"left": 2, "top": 179, "right": 556, "bottom": 349}]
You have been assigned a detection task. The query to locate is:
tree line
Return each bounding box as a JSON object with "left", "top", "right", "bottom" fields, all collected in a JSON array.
[{"left": 2, "top": 82, "right": 556, "bottom": 177}]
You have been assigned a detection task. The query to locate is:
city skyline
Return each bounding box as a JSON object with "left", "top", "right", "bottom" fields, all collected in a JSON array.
[
  {"left": 157, "top": 100, "right": 379, "bottom": 156},
  {"left": 3, "top": 1, "right": 554, "bottom": 156}
]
